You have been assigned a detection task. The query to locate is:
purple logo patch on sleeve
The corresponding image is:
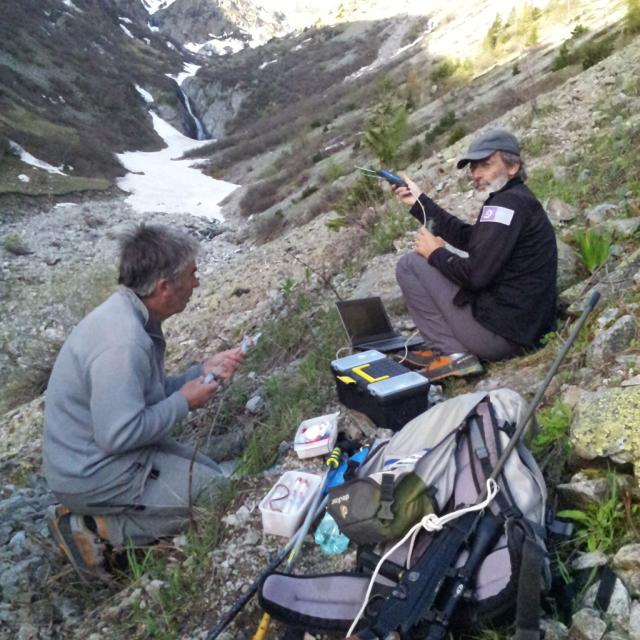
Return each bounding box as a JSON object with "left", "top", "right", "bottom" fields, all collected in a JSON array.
[{"left": 480, "top": 205, "right": 514, "bottom": 225}]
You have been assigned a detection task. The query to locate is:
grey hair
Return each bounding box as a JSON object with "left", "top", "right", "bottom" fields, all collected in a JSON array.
[
  {"left": 117, "top": 224, "right": 199, "bottom": 297},
  {"left": 499, "top": 150, "right": 527, "bottom": 181}
]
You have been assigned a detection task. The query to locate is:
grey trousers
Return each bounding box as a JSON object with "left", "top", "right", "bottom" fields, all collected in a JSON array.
[
  {"left": 54, "top": 439, "right": 224, "bottom": 546},
  {"left": 395, "top": 253, "right": 519, "bottom": 361}
]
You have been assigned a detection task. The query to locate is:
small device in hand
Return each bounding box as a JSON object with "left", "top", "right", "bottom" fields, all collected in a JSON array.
[
  {"left": 202, "top": 372, "right": 218, "bottom": 385},
  {"left": 357, "top": 167, "right": 407, "bottom": 187}
]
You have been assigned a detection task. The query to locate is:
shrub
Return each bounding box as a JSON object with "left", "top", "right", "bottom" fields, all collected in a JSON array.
[
  {"left": 424, "top": 111, "right": 458, "bottom": 145},
  {"left": 2, "top": 233, "right": 32, "bottom": 256},
  {"left": 363, "top": 92, "right": 409, "bottom": 166},
  {"left": 327, "top": 175, "right": 385, "bottom": 230},
  {"left": 580, "top": 35, "right": 616, "bottom": 69},
  {"left": 430, "top": 57, "right": 459, "bottom": 82},
  {"left": 571, "top": 24, "right": 588, "bottom": 38},
  {"left": 626, "top": 0, "right": 640, "bottom": 33},
  {"left": 300, "top": 185, "right": 318, "bottom": 199},
  {"left": 322, "top": 160, "right": 348, "bottom": 183},
  {"left": 447, "top": 124, "right": 467, "bottom": 145},
  {"left": 484, "top": 13, "right": 504, "bottom": 51},
  {"left": 368, "top": 203, "right": 416, "bottom": 256},
  {"left": 551, "top": 42, "right": 575, "bottom": 71}
]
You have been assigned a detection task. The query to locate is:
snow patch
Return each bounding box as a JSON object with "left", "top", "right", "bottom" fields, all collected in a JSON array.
[
  {"left": 140, "top": 0, "right": 178, "bottom": 15},
  {"left": 167, "top": 63, "right": 201, "bottom": 86},
  {"left": 135, "top": 84, "right": 154, "bottom": 104},
  {"left": 259, "top": 59, "right": 278, "bottom": 69},
  {"left": 120, "top": 24, "right": 134, "bottom": 38},
  {"left": 119, "top": 16, "right": 133, "bottom": 24},
  {"left": 18, "top": 174, "right": 30, "bottom": 183},
  {"left": 9, "top": 141, "right": 66, "bottom": 176},
  {"left": 184, "top": 36, "right": 246, "bottom": 56},
  {"left": 62, "top": 0, "right": 80, "bottom": 11},
  {"left": 116, "top": 112, "right": 238, "bottom": 221}
]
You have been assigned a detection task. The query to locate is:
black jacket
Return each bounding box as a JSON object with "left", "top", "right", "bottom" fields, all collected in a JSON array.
[{"left": 409, "top": 177, "right": 557, "bottom": 348}]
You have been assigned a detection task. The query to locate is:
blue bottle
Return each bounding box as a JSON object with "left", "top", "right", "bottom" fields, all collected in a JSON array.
[{"left": 315, "top": 512, "right": 349, "bottom": 555}]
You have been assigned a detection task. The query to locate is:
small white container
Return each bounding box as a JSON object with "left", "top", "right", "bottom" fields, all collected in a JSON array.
[
  {"left": 294, "top": 412, "right": 339, "bottom": 459},
  {"left": 259, "top": 471, "right": 322, "bottom": 538}
]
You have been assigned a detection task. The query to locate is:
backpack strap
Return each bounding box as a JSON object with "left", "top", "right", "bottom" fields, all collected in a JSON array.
[
  {"left": 514, "top": 533, "right": 545, "bottom": 640},
  {"left": 378, "top": 474, "right": 395, "bottom": 521},
  {"left": 468, "top": 412, "right": 514, "bottom": 516},
  {"left": 594, "top": 566, "right": 617, "bottom": 613}
]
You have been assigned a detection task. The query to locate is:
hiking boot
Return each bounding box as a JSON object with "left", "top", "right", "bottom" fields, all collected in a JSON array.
[
  {"left": 48, "top": 506, "right": 112, "bottom": 583},
  {"left": 394, "top": 348, "right": 440, "bottom": 369},
  {"left": 419, "top": 353, "right": 484, "bottom": 381}
]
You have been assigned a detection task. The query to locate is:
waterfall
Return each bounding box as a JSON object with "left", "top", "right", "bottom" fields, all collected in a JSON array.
[{"left": 179, "top": 87, "right": 208, "bottom": 140}]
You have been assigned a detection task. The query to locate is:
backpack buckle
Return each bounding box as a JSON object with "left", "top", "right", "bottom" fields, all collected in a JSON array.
[{"left": 378, "top": 473, "right": 395, "bottom": 521}]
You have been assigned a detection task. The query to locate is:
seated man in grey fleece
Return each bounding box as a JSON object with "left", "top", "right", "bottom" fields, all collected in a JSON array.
[{"left": 43, "top": 223, "right": 244, "bottom": 582}]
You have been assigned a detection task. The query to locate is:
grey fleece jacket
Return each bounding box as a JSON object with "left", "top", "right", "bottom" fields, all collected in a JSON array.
[{"left": 43, "top": 287, "right": 202, "bottom": 494}]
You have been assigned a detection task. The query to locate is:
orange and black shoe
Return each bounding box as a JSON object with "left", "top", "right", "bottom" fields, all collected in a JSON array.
[
  {"left": 418, "top": 352, "right": 484, "bottom": 381},
  {"left": 48, "top": 506, "right": 112, "bottom": 583},
  {"left": 394, "top": 349, "right": 440, "bottom": 369}
]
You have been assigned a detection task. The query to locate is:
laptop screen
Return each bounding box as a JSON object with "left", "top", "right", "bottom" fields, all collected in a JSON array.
[{"left": 336, "top": 297, "right": 395, "bottom": 345}]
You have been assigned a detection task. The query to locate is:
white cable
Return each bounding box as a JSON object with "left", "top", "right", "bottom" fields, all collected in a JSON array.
[
  {"left": 397, "top": 329, "right": 420, "bottom": 364},
  {"left": 335, "top": 345, "right": 352, "bottom": 359},
  {"left": 345, "top": 478, "right": 500, "bottom": 638},
  {"left": 415, "top": 195, "right": 428, "bottom": 227}
]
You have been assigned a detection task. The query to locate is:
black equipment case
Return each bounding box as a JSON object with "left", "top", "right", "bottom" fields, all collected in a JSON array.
[{"left": 330, "top": 350, "right": 430, "bottom": 431}]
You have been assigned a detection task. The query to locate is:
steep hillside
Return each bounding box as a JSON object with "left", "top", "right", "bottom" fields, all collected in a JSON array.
[
  {"left": 0, "top": 0, "right": 194, "bottom": 188},
  {"left": 1, "top": 1, "right": 640, "bottom": 639}
]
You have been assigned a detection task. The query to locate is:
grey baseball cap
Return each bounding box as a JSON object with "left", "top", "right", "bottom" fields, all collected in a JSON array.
[{"left": 456, "top": 128, "right": 520, "bottom": 169}]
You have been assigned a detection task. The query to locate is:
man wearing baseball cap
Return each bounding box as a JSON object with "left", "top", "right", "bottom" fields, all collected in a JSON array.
[{"left": 392, "top": 128, "right": 557, "bottom": 380}]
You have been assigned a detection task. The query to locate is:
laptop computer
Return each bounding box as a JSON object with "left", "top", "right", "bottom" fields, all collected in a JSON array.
[{"left": 336, "top": 297, "right": 424, "bottom": 353}]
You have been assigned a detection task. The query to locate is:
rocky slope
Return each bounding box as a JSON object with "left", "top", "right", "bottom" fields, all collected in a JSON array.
[{"left": 1, "top": 1, "right": 640, "bottom": 639}]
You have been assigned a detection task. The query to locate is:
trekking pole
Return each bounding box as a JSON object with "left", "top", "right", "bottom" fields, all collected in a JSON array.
[
  {"left": 205, "top": 496, "right": 329, "bottom": 640},
  {"left": 353, "top": 292, "right": 601, "bottom": 640},
  {"left": 483, "top": 289, "right": 600, "bottom": 498},
  {"left": 252, "top": 449, "right": 342, "bottom": 640}
]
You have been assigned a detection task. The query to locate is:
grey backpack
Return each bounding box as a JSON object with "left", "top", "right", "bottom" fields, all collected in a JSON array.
[{"left": 259, "top": 389, "right": 550, "bottom": 637}]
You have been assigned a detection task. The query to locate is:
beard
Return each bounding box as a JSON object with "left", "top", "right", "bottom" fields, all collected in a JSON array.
[{"left": 474, "top": 172, "right": 510, "bottom": 199}]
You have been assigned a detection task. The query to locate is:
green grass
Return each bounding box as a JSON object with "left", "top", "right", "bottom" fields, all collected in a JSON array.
[
  {"left": 528, "top": 121, "right": 640, "bottom": 207},
  {"left": 558, "top": 474, "right": 633, "bottom": 553},
  {"left": 0, "top": 156, "right": 110, "bottom": 195},
  {"left": 236, "top": 294, "right": 344, "bottom": 475},
  {"left": 574, "top": 228, "right": 612, "bottom": 273},
  {"left": 531, "top": 400, "right": 572, "bottom": 457},
  {"left": 0, "top": 263, "right": 117, "bottom": 414},
  {"left": 116, "top": 484, "right": 236, "bottom": 639}
]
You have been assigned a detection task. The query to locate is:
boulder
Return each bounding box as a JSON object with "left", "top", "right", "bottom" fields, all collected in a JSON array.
[
  {"left": 569, "top": 607, "right": 607, "bottom": 640},
  {"left": 585, "top": 203, "right": 619, "bottom": 225},
  {"left": 562, "top": 247, "right": 640, "bottom": 315},
  {"left": 582, "top": 576, "right": 630, "bottom": 628},
  {"left": 613, "top": 544, "right": 640, "bottom": 596},
  {"left": 557, "top": 238, "right": 585, "bottom": 292},
  {"left": 587, "top": 315, "right": 636, "bottom": 366},
  {"left": 570, "top": 387, "right": 640, "bottom": 476},
  {"left": 546, "top": 197, "right": 578, "bottom": 225}
]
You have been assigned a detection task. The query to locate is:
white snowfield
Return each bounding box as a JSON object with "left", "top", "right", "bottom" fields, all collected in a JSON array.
[{"left": 116, "top": 112, "right": 238, "bottom": 221}]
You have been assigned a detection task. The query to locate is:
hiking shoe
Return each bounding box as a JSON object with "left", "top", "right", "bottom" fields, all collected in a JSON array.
[
  {"left": 48, "top": 506, "right": 112, "bottom": 583},
  {"left": 419, "top": 353, "right": 484, "bottom": 381},
  {"left": 394, "top": 348, "right": 440, "bottom": 369}
]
